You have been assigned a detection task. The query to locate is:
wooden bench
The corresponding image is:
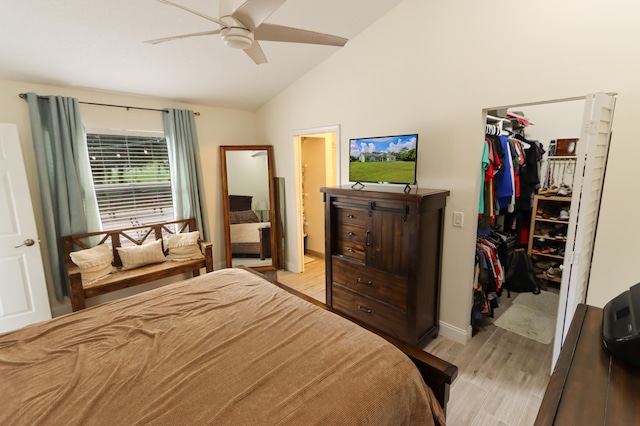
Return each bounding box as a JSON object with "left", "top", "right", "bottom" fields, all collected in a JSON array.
[{"left": 62, "top": 219, "right": 213, "bottom": 311}]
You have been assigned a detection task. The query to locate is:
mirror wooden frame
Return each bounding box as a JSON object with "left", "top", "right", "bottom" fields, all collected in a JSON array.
[{"left": 220, "top": 145, "right": 277, "bottom": 273}]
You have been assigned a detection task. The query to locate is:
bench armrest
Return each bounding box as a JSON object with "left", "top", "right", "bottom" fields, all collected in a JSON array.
[
  {"left": 65, "top": 261, "right": 87, "bottom": 311},
  {"left": 198, "top": 240, "right": 214, "bottom": 272}
]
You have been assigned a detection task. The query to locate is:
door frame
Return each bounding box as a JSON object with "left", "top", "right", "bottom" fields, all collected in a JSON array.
[
  {"left": 481, "top": 92, "right": 616, "bottom": 370},
  {"left": 291, "top": 125, "right": 340, "bottom": 273}
]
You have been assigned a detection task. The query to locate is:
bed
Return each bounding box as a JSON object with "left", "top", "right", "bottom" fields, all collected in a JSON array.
[
  {"left": 229, "top": 195, "right": 271, "bottom": 259},
  {"left": 0, "top": 268, "right": 456, "bottom": 425}
]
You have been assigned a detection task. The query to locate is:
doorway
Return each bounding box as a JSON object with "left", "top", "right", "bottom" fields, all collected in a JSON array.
[
  {"left": 290, "top": 126, "right": 339, "bottom": 275},
  {"left": 478, "top": 93, "right": 616, "bottom": 372}
]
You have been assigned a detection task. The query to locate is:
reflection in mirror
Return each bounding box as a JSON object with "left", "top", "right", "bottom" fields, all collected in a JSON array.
[{"left": 220, "top": 146, "right": 276, "bottom": 273}]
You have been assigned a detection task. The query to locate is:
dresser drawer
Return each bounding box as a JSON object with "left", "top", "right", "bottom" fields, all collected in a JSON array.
[
  {"left": 337, "top": 224, "right": 367, "bottom": 244},
  {"left": 335, "top": 207, "right": 367, "bottom": 228},
  {"left": 335, "top": 240, "right": 365, "bottom": 261},
  {"left": 331, "top": 284, "right": 407, "bottom": 340},
  {"left": 332, "top": 257, "right": 407, "bottom": 310}
]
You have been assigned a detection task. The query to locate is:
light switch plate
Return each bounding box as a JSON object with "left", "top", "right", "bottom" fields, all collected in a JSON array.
[{"left": 453, "top": 211, "right": 464, "bottom": 227}]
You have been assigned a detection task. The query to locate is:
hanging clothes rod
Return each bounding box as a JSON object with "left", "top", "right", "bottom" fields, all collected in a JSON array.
[
  {"left": 486, "top": 114, "right": 510, "bottom": 122},
  {"left": 18, "top": 93, "right": 200, "bottom": 116}
]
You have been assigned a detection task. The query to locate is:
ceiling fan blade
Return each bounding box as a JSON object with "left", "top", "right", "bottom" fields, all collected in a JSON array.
[
  {"left": 254, "top": 23, "right": 348, "bottom": 46},
  {"left": 155, "top": 0, "right": 225, "bottom": 27},
  {"left": 243, "top": 41, "right": 268, "bottom": 65},
  {"left": 144, "top": 29, "right": 221, "bottom": 45},
  {"left": 231, "top": 0, "right": 287, "bottom": 31}
]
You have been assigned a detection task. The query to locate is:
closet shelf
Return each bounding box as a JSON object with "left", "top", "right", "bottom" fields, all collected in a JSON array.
[
  {"left": 536, "top": 273, "right": 562, "bottom": 283},
  {"left": 535, "top": 195, "right": 572, "bottom": 202},
  {"left": 533, "top": 234, "right": 567, "bottom": 242},
  {"left": 534, "top": 218, "right": 570, "bottom": 224},
  {"left": 531, "top": 252, "right": 564, "bottom": 260},
  {"left": 547, "top": 156, "right": 577, "bottom": 160},
  {"left": 529, "top": 194, "right": 571, "bottom": 282}
]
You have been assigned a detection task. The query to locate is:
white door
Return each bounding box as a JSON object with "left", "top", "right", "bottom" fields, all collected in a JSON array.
[
  {"left": 552, "top": 93, "right": 616, "bottom": 368},
  {"left": 0, "top": 123, "right": 51, "bottom": 333}
]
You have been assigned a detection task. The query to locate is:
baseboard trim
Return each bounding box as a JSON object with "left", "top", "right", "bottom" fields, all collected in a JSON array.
[
  {"left": 438, "top": 321, "right": 470, "bottom": 345},
  {"left": 304, "top": 249, "right": 323, "bottom": 259},
  {"left": 50, "top": 300, "right": 72, "bottom": 318}
]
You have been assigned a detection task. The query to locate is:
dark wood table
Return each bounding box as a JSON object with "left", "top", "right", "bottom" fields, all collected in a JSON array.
[{"left": 535, "top": 304, "right": 640, "bottom": 425}]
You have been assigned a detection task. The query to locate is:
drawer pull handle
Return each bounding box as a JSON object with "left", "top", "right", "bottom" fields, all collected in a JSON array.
[
  {"left": 347, "top": 231, "right": 354, "bottom": 236},
  {"left": 357, "top": 305, "right": 372, "bottom": 314},
  {"left": 347, "top": 248, "right": 354, "bottom": 253},
  {"left": 365, "top": 230, "right": 371, "bottom": 246},
  {"left": 357, "top": 278, "right": 372, "bottom": 286},
  {"left": 347, "top": 214, "right": 355, "bottom": 219}
]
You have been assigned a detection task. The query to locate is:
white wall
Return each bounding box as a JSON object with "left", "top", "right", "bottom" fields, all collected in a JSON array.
[
  {"left": 513, "top": 101, "right": 585, "bottom": 190},
  {"left": 257, "top": 0, "right": 640, "bottom": 340},
  {"left": 0, "top": 79, "right": 257, "bottom": 313}
]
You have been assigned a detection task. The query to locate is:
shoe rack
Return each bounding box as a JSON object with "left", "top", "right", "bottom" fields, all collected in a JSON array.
[{"left": 527, "top": 194, "right": 571, "bottom": 283}]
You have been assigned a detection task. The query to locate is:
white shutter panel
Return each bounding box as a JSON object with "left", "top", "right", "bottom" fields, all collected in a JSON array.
[{"left": 551, "top": 92, "right": 616, "bottom": 370}]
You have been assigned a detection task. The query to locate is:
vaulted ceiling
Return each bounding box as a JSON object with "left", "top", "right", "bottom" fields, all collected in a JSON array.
[{"left": 1, "top": 0, "right": 404, "bottom": 110}]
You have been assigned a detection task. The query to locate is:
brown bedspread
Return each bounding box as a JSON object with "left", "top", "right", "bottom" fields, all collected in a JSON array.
[{"left": 0, "top": 268, "right": 439, "bottom": 425}]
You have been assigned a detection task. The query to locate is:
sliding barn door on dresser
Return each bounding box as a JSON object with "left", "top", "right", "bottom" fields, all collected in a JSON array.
[{"left": 321, "top": 186, "right": 449, "bottom": 346}]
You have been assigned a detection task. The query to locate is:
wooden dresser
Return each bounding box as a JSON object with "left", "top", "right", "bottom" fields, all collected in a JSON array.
[
  {"left": 535, "top": 304, "right": 640, "bottom": 425},
  {"left": 321, "top": 186, "right": 449, "bottom": 346}
]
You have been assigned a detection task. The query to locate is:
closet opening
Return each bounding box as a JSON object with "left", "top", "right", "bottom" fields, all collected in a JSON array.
[{"left": 474, "top": 93, "right": 616, "bottom": 372}]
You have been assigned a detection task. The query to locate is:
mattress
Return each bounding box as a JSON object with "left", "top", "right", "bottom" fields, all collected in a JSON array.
[
  {"left": 230, "top": 221, "right": 270, "bottom": 243},
  {"left": 0, "top": 268, "right": 440, "bottom": 425}
]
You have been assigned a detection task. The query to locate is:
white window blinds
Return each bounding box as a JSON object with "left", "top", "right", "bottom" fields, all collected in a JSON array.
[{"left": 87, "top": 133, "right": 174, "bottom": 231}]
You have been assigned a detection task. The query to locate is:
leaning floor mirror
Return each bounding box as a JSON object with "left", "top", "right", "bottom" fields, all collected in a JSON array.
[{"left": 220, "top": 145, "right": 277, "bottom": 274}]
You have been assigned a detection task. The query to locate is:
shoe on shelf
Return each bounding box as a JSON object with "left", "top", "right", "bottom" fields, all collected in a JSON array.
[
  {"left": 547, "top": 266, "right": 563, "bottom": 277},
  {"left": 557, "top": 184, "right": 572, "bottom": 197},
  {"left": 536, "top": 225, "right": 553, "bottom": 238},
  {"left": 544, "top": 186, "right": 559, "bottom": 196},
  {"left": 555, "top": 224, "right": 567, "bottom": 237},
  {"left": 542, "top": 205, "right": 557, "bottom": 219},
  {"left": 535, "top": 260, "right": 554, "bottom": 269},
  {"left": 559, "top": 210, "right": 570, "bottom": 220}
]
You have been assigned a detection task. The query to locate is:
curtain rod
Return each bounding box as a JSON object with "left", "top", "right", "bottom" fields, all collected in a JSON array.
[{"left": 18, "top": 93, "right": 200, "bottom": 116}]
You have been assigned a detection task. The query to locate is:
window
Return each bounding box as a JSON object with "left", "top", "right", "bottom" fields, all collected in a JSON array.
[{"left": 87, "top": 133, "right": 174, "bottom": 231}]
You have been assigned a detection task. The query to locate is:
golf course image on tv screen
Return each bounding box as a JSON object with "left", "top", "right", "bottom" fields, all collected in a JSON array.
[{"left": 349, "top": 134, "right": 418, "bottom": 184}]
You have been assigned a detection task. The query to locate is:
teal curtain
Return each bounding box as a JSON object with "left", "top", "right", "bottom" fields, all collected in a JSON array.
[
  {"left": 163, "top": 109, "right": 210, "bottom": 241},
  {"left": 26, "top": 93, "right": 100, "bottom": 300}
]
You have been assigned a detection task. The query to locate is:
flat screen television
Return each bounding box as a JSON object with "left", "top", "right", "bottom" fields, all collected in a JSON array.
[{"left": 349, "top": 133, "right": 418, "bottom": 190}]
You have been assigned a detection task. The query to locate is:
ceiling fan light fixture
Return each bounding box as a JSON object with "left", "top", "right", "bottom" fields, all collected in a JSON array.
[{"left": 221, "top": 27, "right": 254, "bottom": 49}]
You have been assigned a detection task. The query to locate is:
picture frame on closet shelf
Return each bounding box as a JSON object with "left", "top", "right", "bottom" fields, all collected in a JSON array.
[{"left": 554, "top": 138, "right": 579, "bottom": 156}]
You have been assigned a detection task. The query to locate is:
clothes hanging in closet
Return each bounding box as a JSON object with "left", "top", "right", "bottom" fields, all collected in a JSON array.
[
  {"left": 478, "top": 132, "right": 543, "bottom": 237},
  {"left": 472, "top": 231, "right": 512, "bottom": 333}
]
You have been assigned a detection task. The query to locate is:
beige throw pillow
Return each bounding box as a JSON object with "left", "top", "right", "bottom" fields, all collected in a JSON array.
[
  {"left": 78, "top": 262, "right": 114, "bottom": 284},
  {"left": 69, "top": 243, "right": 114, "bottom": 284},
  {"left": 117, "top": 239, "right": 166, "bottom": 270},
  {"left": 165, "top": 231, "right": 204, "bottom": 261}
]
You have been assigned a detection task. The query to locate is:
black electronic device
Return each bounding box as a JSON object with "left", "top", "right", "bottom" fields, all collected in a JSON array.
[{"left": 602, "top": 282, "right": 640, "bottom": 368}]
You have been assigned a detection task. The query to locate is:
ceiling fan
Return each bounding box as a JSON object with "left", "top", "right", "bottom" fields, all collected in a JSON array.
[{"left": 145, "top": 0, "right": 348, "bottom": 64}]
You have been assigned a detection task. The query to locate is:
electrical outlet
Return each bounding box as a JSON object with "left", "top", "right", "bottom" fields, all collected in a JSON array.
[{"left": 453, "top": 211, "right": 464, "bottom": 228}]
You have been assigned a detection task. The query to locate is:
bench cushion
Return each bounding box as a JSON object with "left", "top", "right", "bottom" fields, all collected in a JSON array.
[
  {"left": 165, "top": 231, "right": 203, "bottom": 261},
  {"left": 117, "top": 239, "right": 166, "bottom": 270},
  {"left": 69, "top": 243, "right": 114, "bottom": 284}
]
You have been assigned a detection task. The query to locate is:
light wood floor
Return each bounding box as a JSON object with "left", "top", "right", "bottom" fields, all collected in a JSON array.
[{"left": 279, "top": 255, "right": 553, "bottom": 426}]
